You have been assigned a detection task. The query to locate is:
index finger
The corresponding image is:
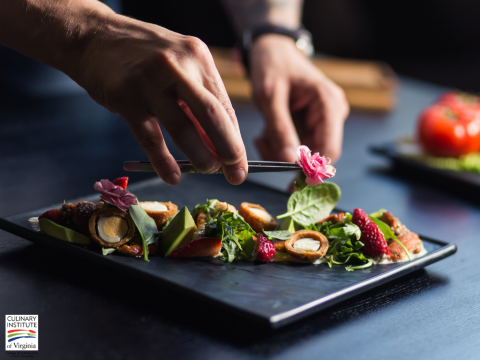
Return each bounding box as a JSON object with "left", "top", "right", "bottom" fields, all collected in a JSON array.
[{"left": 176, "top": 81, "right": 248, "bottom": 184}]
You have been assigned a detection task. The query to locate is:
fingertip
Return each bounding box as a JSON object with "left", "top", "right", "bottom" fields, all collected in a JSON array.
[
  {"left": 165, "top": 172, "right": 181, "bottom": 186},
  {"left": 228, "top": 168, "right": 246, "bottom": 185}
]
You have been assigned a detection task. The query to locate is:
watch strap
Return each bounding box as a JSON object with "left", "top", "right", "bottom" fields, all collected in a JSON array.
[{"left": 240, "top": 24, "right": 314, "bottom": 74}]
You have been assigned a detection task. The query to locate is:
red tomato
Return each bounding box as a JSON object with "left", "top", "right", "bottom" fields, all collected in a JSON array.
[
  {"left": 437, "top": 92, "right": 480, "bottom": 112},
  {"left": 418, "top": 104, "right": 480, "bottom": 157}
]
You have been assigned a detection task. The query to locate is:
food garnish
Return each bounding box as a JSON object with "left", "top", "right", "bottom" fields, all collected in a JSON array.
[
  {"left": 88, "top": 208, "right": 135, "bottom": 248},
  {"left": 139, "top": 201, "right": 178, "bottom": 229},
  {"left": 351, "top": 209, "right": 389, "bottom": 258},
  {"left": 33, "top": 147, "right": 426, "bottom": 270},
  {"left": 112, "top": 176, "right": 129, "bottom": 190},
  {"left": 169, "top": 237, "right": 222, "bottom": 258},
  {"left": 93, "top": 179, "right": 137, "bottom": 211},
  {"left": 295, "top": 145, "right": 336, "bottom": 188},
  {"left": 285, "top": 230, "right": 328, "bottom": 262},
  {"left": 239, "top": 202, "right": 277, "bottom": 232},
  {"left": 255, "top": 233, "right": 276, "bottom": 262},
  {"left": 160, "top": 206, "right": 197, "bottom": 257}
]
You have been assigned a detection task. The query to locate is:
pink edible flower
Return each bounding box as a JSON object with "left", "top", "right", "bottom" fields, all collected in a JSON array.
[
  {"left": 93, "top": 179, "right": 138, "bottom": 211},
  {"left": 296, "top": 145, "right": 336, "bottom": 186}
]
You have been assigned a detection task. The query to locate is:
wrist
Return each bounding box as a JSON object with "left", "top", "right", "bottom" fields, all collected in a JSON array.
[{"left": 241, "top": 24, "right": 314, "bottom": 74}]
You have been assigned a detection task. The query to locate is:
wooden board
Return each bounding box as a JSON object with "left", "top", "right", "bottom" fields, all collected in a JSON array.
[{"left": 210, "top": 47, "right": 398, "bottom": 111}]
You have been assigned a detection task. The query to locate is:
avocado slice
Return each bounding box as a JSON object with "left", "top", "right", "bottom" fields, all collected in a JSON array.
[
  {"left": 160, "top": 206, "right": 197, "bottom": 256},
  {"left": 39, "top": 218, "right": 91, "bottom": 245}
]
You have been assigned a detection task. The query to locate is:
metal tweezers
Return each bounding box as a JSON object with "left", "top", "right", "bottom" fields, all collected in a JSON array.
[{"left": 123, "top": 160, "right": 301, "bottom": 174}]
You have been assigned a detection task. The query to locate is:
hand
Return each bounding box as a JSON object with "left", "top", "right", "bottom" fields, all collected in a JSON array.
[
  {"left": 249, "top": 35, "right": 349, "bottom": 163},
  {"left": 74, "top": 15, "right": 248, "bottom": 185}
]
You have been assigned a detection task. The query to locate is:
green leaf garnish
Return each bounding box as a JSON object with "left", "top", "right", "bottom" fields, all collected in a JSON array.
[
  {"left": 262, "top": 229, "right": 292, "bottom": 241},
  {"left": 195, "top": 200, "right": 256, "bottom": 263},
  {"left": 129, "top": 203, "right": 159, "bottom": 262},
  {"left": 345, "top": 259, "right": 373, "bottom": 271},
  {"left": 277, "top": 182, "right": 341, "bottom": 226}
]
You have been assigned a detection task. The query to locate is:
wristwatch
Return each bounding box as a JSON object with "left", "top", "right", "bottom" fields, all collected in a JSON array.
[{"left": 241, "top": 24, "right": 315, "bottom": 73}]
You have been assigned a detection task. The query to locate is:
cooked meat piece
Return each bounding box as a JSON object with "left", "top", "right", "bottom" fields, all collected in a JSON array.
[
  {"left": 317, "top": 212, "right": 345, "bottom": 225},
  {"left": 271, "top": 239, "right": 286, "bottom": 252},
  {"left": 60, "top": 202, "right": 75, "bottom": 219},
  {"left": 215, "top": 201, "right": 238, "bottom": 214},
  {"left": 72, "top": 201, "right": 100, "bottom": 235},
  {"left": 117, "top": 242, "right": 160, "bottom": 257},
  {"left": 239, "top": 202, "right": 277, "bottom": 232},
  {"left": 285, "top": 230, "right": 329, "bottom": 262},
  {"left": 193, "top": 209, "right": 208, "bottom": 239},
  {"left": 380, "top": 211, "right": 410, "bottom": 238},
  {"left": 139, "top": 201, "right": 178, "bottom": 229},
  {"left": 388, "top": 232, "right": 423, "bottom": 261},
  {"left": 88, "top": 208, "right": 136, "bottom": 248},
  {"left": 193, "top": 201, "right": 237, "bottom": 239},
  {"left": 118, "top": 244, "right": 143, "bottom": 257}
]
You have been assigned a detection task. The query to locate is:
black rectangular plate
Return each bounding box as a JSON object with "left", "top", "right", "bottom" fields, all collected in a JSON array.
[
  {"left": 0, "top": 176, "right": 456, "bottom": 328},
  {"left": 371, "top": 143, "right": 480, "bottom": 201}
]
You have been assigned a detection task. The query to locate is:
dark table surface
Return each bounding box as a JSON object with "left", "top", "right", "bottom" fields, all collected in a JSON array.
[{"left": 1, "top": 78, "right": 479, "bottom": 360}]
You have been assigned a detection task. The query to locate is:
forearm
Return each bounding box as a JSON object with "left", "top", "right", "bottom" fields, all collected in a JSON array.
[
  {"left": 0, "top": 0, "right": 118, "bottom": 78},
  {"left": 219, "top": 0, "right": 303, "bottom": 35}
]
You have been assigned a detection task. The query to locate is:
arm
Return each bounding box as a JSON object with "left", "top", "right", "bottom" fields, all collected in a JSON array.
[
  {"left": 220, "top": 0, "right": 349, "bottom": 163},
  {"left": 0, "top": 0, "right": 248, "bottom": 185},
  {"left": 220, "top": 0, "right": 302, "bottom": 33}
]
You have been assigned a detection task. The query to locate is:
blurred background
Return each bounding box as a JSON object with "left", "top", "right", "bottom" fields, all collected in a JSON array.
[
  {"left": 1, "top": 0, "right": 479, "bottom": 97},
  {"left": 1, "top": 0, "right": 480, "bottom": 212},
  {"left": 123, "top": 0, "right": 480, "bottom": 92}
]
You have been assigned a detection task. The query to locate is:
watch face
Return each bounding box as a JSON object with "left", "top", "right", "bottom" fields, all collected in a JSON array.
[{"left": 296, "top": 30, "right": 314, "bottom": 57}]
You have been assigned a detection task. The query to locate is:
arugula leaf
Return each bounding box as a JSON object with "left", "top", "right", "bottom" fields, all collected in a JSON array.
[
  {"left": 369, "top": 215, "right": 412, "bottom": 261},
  {"left": 277, "top": 182, "right": 341, "bottom": 226},
  {"left": 262, "top": 229, "right": 292, "bottom": 240},
  {"left": 345, "top": 259, "right": 373, "bottom": 271},
  {"left": 194, "top": 202, "right": 256, "bottom": 263},
  {"left": 129, "top": 204, "right": 159, "bottom": 262},
  {"left": 319, "top": 220, "right": 370, "bottom": 270}
]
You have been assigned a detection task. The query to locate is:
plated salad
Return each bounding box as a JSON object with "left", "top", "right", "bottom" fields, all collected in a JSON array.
[
  {"left": 397, "top": 91, "right": 480, "bottom": 175},
  {"left": 32, "top": 147, "right": 425, "bottom": 271}
]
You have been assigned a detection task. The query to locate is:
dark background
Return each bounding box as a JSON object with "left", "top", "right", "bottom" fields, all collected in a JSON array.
[{"left": 123, "top": 0, "right": 480, "bottom": 92}]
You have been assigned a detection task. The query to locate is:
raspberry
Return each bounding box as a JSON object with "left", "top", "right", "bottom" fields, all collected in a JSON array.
[
  {"left": 257, "top": 233, "right": 268, "bottom": 243},
  {"left": 113, "top": 177, "right": 129, "bottom": 190},
  {"left": 256, "top": 235, "right": 276, "bottom": 262},
  {"left": 352, "top": 208, "right": 389, "bottom": 258}
]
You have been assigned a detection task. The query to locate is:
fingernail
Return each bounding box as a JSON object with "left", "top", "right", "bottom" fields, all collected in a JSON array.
[
  {"left": 230, "top": 168, "right": 246, "bottom": 184},
  {"left": 166, "top": 173, "right": 180, "bottom": 185}
]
